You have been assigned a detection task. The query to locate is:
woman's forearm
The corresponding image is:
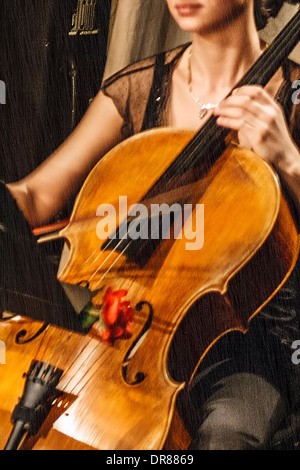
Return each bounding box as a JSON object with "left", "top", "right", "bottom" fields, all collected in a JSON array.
[{"left": 5, "top": 91, "right": 124, "bottom": 227}]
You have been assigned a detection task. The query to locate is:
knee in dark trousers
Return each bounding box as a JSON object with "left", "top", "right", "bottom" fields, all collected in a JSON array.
[{"left": 189, "top": 373, "right": 285, "bottom": 450}]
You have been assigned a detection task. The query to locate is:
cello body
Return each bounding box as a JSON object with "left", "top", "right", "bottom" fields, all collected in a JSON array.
[{"left": 0, "top": 128, "right": 299, "bottom": 450}]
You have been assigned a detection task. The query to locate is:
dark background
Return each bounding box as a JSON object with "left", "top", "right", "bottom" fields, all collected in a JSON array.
[
  {"left": 0, "top": 0, "right": 111, "bottom": 188},
  {"left": 0, "top": 1, "right": 112, "bottom": 326}
]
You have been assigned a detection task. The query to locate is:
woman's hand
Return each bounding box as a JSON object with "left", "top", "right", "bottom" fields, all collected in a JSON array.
[
  {"left": 213, "top": 84, "right": 300, "bottom": 205},
  {"left": 213, "top": 85, "right": 299, "bottom": 171}
]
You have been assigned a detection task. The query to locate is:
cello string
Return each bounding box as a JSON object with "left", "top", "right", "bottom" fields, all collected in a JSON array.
[
  {"left": 59, "top": 276, "right": 137, "bottom": 396},
  {"left": 60, "top": 335, "right": 107, "bottom": 392},
  {"left": 69, "top": 278, "right": 141, "bottom": 397},
  {"left": 86, "top": 204, "right": 176, "bottom": 289},
  {"left": 76, "top": 214, "right": 134, "bottom": 274},
  {"left": 60, "top": 4, "right": 300, "bottom": 418},
  {"left": 143, "top": 8, "right": 300, "bottom": 187},
  {"left": 86, "top": 221, "right": 147, "bottom": 287},
  {"left": 80, "top": 210, "right": 153, "bottom": 285},
  {"left": 69, "top": 9, "right": 300, "bottom": 300},
  {"left": 25, "top": 8, "right": 300, "bottom": 411},
  {"left": 182, "top": 8, "right": 300, "bottom": 170}
]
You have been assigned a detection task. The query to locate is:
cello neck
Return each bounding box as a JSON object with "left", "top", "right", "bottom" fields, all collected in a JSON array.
[
  {"left": 164, "top": 7, "right": 300, "bottom": 179},
  {"left": 236, "top": 6, "right": 300, "bottom": 89},
  {"left": 109, "top": 7, "right": 300, "bottom": 252}
]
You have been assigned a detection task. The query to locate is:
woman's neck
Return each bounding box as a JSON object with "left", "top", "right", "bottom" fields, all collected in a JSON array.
[{"left": 189, "top": 13, "right": 262, "bottom": 95}]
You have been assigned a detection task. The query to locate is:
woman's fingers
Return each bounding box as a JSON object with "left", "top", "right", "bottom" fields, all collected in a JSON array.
[{"left": 212, "top": 85, "right": 294, "bottom": 165}]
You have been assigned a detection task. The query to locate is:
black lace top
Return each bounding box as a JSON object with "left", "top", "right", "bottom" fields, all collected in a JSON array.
[
  {"left": 101, "top": 45, "right": 189, "bottom": 138},
  {"left": 101, "top": 43, "right": 300, "bottom": 149}
]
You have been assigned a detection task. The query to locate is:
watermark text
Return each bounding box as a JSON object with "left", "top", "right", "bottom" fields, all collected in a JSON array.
[
  {"left": 292, "top": 340, "right": 300, "bottom": 365},
  {"left": 96, "top": 196, "right": 204, "bottom": 251},
  {"left": 292, "top": 79, "right": 300, "bottom": 105},
  {"left": 0, "top": 80, "right": 6, "bottom": 104},
  {"left": 0, "top": 340, "right": 5, "bottom": 364}
]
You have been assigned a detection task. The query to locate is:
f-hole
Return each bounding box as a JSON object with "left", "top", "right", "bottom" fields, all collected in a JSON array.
[{"left": 122, "top": 301, "right": 154, "bottom": 385}]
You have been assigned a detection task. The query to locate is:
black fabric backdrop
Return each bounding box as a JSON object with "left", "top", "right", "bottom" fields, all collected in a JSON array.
[
  {"left": 0, "top": 1, "right": 111, "bottom": 328},
  {"left": 0, "top": 0, "right": 111, "bottom": 183}
]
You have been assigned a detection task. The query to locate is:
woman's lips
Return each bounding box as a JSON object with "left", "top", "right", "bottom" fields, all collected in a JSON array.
[{"left": 175, "top": 3, "right": 201, "bottom": 16}]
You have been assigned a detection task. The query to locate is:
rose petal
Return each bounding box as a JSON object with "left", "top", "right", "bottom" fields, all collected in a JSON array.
[
  {"left": 105, "top": 296, "right": 121, "bottom": 325},
  {"left": 101, "top": 287, "right": 134, "bottom": 346}
]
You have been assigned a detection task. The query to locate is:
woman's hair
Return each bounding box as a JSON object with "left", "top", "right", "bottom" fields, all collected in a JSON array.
[{"left": 255, "top": 0, "right": 299, "bottom": 30}]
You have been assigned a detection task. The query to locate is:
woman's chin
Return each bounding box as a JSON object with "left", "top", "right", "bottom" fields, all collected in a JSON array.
[{"left": 173, "top": 17, "right": 208, "bottom": 33}]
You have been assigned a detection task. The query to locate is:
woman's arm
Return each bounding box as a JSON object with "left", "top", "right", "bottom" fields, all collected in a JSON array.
[{"left": 7, "top": 90, "right": 124, "bottom": 227}]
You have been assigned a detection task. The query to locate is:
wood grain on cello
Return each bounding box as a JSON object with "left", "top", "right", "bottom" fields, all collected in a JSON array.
[{"left": 0, "top": 7, "right": 300, "bottom": 451}]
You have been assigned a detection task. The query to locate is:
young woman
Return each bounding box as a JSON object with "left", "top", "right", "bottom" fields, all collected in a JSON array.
[{"left": 5, "top": 0, "right": 300, "bottom": 449}]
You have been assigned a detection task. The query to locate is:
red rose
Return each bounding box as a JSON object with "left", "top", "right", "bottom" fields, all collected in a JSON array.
[{"left": 101, "top": 286, "right": 133, "bottom": 346}]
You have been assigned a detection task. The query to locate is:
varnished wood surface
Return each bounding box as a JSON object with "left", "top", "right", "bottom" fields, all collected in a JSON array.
[{"left": 0, "top": 129, "right": 299, "bottom": 450}]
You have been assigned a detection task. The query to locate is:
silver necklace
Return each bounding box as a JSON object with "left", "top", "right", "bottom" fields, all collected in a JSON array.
[{"left": 187, "top": 49, "right": 220, "bottom": 120}]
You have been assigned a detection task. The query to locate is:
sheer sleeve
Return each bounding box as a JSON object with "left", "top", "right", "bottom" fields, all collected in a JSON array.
[
  {"left": 101, "top": 68, "right": 132, "bottom": 140},
  {"left": 101, "top": 44, "right": 190, "bottom": 139},
  {"left": 101, "top": 57, "right": 157, "bottom": 139}
]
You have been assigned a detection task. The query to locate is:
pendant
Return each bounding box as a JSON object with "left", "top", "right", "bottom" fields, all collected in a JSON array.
[
  {"left": 199, "top": 109, "right": 208, "bottom": 119},
  {"left": 199, "top": 103, "right": 216, "bottom": 120}
]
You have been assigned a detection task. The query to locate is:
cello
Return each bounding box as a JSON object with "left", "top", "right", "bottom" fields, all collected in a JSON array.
[{"left": 0, "top": 7, "right": 300, "bottom": 451}]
